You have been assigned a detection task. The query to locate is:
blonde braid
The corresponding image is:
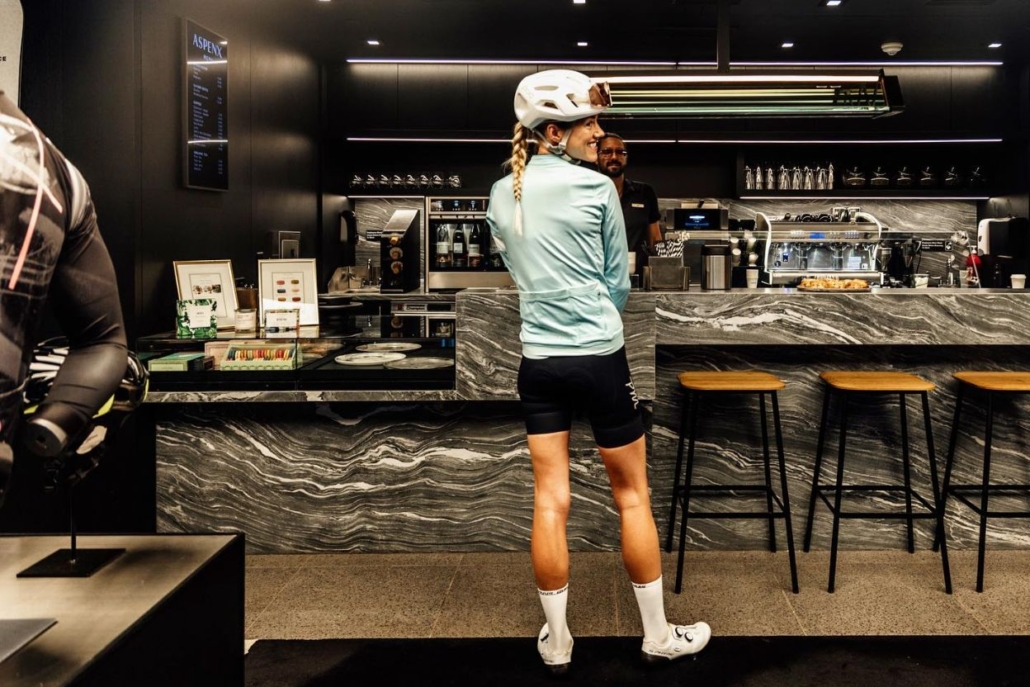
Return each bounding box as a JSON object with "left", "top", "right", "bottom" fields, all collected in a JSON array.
[{"left": 504, "top": 122, "right": 531, "bottom": 237}]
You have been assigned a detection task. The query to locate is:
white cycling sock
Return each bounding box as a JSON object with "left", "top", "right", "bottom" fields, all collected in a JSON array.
[
  {"left": 632, "top": 576, "right": 670, "bottom": 644},
  {"left": 538, "top": 584, "right": 572, "bottom": 650}
]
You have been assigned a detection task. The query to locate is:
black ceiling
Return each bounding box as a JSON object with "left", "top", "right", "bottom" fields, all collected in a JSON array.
[{"left": 257, "top": 0, "right": 1030, "bottom": 65}]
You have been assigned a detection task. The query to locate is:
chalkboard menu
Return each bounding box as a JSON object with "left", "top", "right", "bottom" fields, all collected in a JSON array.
[{"left": 183, "top": 20, "right": 228, "bottom": 191}]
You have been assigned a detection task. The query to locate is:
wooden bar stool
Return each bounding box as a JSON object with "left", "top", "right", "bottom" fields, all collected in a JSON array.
[
  {"left": 934, "top": 372, "right": 1030, "bottom": 592},
  {"left": 666, "top": 371, "right": 799, "bottom": 595},
  {"left": 802, "top": 371, "right": 951, "bottom": 593}
]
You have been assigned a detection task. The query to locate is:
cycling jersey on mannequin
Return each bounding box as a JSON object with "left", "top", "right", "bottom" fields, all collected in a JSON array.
[{"left": 0, "top": 91, "right": 127, "bottom": 506}]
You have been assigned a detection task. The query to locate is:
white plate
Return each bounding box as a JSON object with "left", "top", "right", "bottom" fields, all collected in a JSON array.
[
  {"left": 355, "top": 342, "right": 422, "bottom": 352},
  {"left": 383, "top": 357, "right": 455, "bottom": 370},
  {"left": 334, "top": 352, "right": 407, "bottom": 366}
]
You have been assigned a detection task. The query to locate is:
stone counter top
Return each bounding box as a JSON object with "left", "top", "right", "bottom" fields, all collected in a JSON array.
[
  {"left": 655, "top": 290, "right": 1030, "bottom": 346},
  {"left": 144, "top": 289, "right": 1029, "bottom": 403}
]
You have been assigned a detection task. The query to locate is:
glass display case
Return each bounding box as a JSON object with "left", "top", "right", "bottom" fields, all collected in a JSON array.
[
  {"left": 757, "top": 211, "right": 884, "bottom": 287},
  {"left": 138, "top": 311, "right": 456, "bottom": 392}
]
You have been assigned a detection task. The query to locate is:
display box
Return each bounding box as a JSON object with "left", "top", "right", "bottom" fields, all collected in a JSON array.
[{"left": 220, "top": 342, "right": 300, "bottom": 371}]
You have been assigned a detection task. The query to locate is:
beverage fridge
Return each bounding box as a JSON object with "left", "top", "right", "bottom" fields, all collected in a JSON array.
[{"left": 424, "top": 196, "right": 514, "bottom": 291}]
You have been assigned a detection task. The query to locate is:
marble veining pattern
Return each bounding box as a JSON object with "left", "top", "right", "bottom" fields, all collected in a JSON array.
[
  {"left": 656, "top": 293, "right": 1030, "bottom": 346},
  {"left": 456, "top": 292, "right": 657, "bottom": 401},
  {"left": 157, "top": 402, "right": 647, "bottom": 553},
  {"left": 658, "top": 199, "right": 977, "bottom": 237}
]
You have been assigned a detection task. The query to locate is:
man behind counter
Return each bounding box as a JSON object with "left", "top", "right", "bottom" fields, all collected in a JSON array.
[{"left": 596, "top": 133, "right": 662, "bottom": 251}]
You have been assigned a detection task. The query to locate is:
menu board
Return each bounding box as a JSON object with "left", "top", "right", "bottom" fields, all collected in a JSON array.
[{"left": 183, "top": 20, "right": 228, "bottom": 191}]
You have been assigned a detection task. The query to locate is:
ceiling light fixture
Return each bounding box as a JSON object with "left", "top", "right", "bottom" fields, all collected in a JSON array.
[
  {"left": 346, "top": 58, "right": 678, "bottom": 66},
  {"left": 577, "top": 41, "right": 589, "bottom": 47},
  {"left": 781, "top": 42, "right": 795, "bottom": 49},
  {"left": 988, "top": 42, "right": 1002, "bottom": 49},
  {"left": 595, "top": 71, "right": 905, "bottom": 118},
  {"left": 825, "top": 0, "right": 843, "bottom": 6},
  {"left": 574, "top": 0, "right": 587, "bottom": 4},
  {"left": 367, "top": 39, "right": 380, "bottom": 46}
]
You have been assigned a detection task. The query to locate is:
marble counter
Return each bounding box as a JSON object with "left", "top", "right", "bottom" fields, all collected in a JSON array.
[{"left": 154, "top": 288, "right": 1030, "bottom": 554}]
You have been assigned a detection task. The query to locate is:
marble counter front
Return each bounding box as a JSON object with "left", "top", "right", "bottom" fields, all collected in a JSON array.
[{"left": 154, "top": 288, "right": 1030, "bottom": 554}]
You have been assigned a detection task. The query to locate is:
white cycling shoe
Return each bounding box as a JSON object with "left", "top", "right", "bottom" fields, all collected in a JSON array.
[
  {"left": 537, "top": 622, "right": 573, "bottom": 675},
  {"left": 640, "top": 621, "right": 712, "bottom": 664}
]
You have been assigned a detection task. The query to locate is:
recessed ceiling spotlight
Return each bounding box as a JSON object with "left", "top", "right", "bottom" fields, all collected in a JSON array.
[
  {"left": 367, "top": 39, "right": 380, "bottom": 46},
  {"left": 781, "top": 42, "right": 794, "bottom": 49},
  {"left": 574, "top": 0, "right": 587, "bottom": 4},
  {"left": 577, "top": 41, "right": 589, "bottom": 47},
  {"left": 824, "top": 0, "right": 843, "bottom": 6},
  {"left": 988, "top": 42, "right": 1002, "bottom": 49}
]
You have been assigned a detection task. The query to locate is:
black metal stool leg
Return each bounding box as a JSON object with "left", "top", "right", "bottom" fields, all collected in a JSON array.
[
  {"left": 674, "top": 391, "right": 700, "bottom": 594},
  {"left": 934, "top": 384, "right": 965, "bottom": 553},
  {"left": 922, "top": 392, "right": 952, "bottom": 594},
  {"left": 666, "top": 391, "right": 691, "bottom": 552},
  {"left": 804, "top": 387, "right": 832, "bottom": 552},
  {"left": 976, "top": 392, "right": 995, "bottom": 593},
  {"left": 899, "top": 393, "right": 916, "bottom": 554},
  {"left": 828, "top": 392, "right": 849, "bottom": 593},
  {"left": 760, "top": 392, "right": 777, "bottom": 553},
  {"left": 772, "top": 392, "right": 800, "bottom": 593}
]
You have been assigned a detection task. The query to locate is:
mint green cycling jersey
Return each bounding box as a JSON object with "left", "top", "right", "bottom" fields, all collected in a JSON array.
[{"left": 487, "top": 153, "right": 629, "bottom": 359}]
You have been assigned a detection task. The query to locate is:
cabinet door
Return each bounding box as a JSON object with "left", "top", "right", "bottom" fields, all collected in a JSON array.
[
  {"left": 397, "top": 64, "right": 469, "bottom": 131},
  {"left": 467, "top": 65, "right": 537, "bottom": 134},
  {"left": 338, "top": 64, "right": 399, "bottom": 132}
]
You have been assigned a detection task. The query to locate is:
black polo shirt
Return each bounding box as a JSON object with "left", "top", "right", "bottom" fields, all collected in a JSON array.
[{"left": 619, "top": 178, "right": 661, "bottom": 251}]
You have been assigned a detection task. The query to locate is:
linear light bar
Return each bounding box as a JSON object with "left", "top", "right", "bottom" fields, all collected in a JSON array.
[
  {"left": 188, "top": 139, "right": 229, "bottom": 144},
  {"left": 678, "top": 138, "right": 1002, "bottom": 144},
  {"left": 345, "top": 137, "right": 1000, "bottom": 145},
  {"left": 731, "top": 61, "right": 1003, "bottom": 67},
  {"left": 345, "top": 59, "right": 1002, "bottom": 67},
  {"left": 741, "top": 195, "right": 990, "bottom": 200},
  {"left": 347, "top": 137, "right": 510, "bottom": 143},
  {"left": 346, "top": 58, "right": 677, "bottom": 66}
]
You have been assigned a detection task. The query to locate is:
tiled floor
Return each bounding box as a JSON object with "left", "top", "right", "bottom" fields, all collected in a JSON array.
[{"left": 245, "top": 549, "right": 1030, "bottom": 640}]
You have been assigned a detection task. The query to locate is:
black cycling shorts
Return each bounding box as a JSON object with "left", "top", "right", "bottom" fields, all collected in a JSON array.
[{"left": 517, "top": 347, "right": 644, "bottom": 449}]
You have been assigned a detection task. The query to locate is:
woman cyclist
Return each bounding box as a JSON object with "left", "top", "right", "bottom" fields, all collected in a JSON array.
[{"left": 486, "top": 70, "right": 711, "bottom": 674}]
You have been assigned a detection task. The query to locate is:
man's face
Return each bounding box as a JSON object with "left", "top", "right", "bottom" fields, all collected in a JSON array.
[{"left": 597, "top": 137, "right": 628, "bottom": 179}]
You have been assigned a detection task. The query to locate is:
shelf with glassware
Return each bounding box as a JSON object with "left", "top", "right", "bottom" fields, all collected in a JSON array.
[
  {"left": 734, "top": 145, "right": 999, "bottom": 199},
  {"left": 137, "top": 313, "right": 457, "bottom": 392},
  {"left": 424, "top": 196, "right": 514, "bottom": 290}
]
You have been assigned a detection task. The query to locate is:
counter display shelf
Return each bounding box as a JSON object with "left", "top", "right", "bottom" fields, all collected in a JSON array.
[{"left": 138, "top": 316, "right": 456, "bottom": 393}]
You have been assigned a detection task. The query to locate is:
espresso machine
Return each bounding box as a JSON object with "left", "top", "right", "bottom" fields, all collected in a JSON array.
[{"left": 757, "top": 210, "right": 883, "bottom": 287}]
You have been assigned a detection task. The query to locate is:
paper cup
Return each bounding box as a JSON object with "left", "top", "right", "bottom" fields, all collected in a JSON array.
[
  {"left": 1012, "top": 274, "right": 1026, "bottom": 289},
  {"left": 746, "top": 268, "right": 759, "bottom": 288}
]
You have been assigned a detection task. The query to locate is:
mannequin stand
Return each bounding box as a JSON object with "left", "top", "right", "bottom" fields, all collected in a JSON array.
[{"left": 17, "top": 469, "right": 123, "bottom": 578}]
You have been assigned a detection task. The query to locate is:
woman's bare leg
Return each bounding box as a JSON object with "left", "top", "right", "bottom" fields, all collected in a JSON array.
[
  {"left": 598, "top": 435, "right": 660, "bottom": 584},
  {"left": 528, "top": 430, "right": 572, "bottom": 590}
]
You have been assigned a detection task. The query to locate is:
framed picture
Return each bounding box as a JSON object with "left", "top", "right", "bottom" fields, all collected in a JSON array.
[
  {"left": 258, "top": 258, "right": 319, "bottom": 327},
  {"left": 173, "top": 259, "right": 238, "bottom": 329}
]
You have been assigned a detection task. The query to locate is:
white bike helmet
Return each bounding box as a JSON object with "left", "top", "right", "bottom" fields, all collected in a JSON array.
[{"left": 514, "top": 69, "right": 610, "bottom": 131}]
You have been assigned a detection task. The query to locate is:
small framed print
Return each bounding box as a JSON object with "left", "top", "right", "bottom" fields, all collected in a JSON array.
[
  {"left": 173, "top": 259, "right": 238, "bottom": 329},
  {"left": 258, "top": 258, "right": 319, "bottom": 327}
]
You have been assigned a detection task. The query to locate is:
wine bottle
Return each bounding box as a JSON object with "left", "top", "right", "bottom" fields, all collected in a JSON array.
[
  {"left": 452, "top": 224, "right": 467, "bottom": 269},
  {"left": 467, "top": 223, "right": 482, "bottom": 268},
  {"left": 436, "top": 224, "right": 452, "bottom": 268}
]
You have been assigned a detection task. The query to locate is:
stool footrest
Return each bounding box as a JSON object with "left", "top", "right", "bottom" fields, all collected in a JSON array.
[
  {"left": 816, "top": 486, "right": 938, "bottom": 519},
  {"left": 949, "top": 486, "right": 1030, "bottom": 518},
  {"left": 677, "top": 486, "right": 788, "bottom": 520}
]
